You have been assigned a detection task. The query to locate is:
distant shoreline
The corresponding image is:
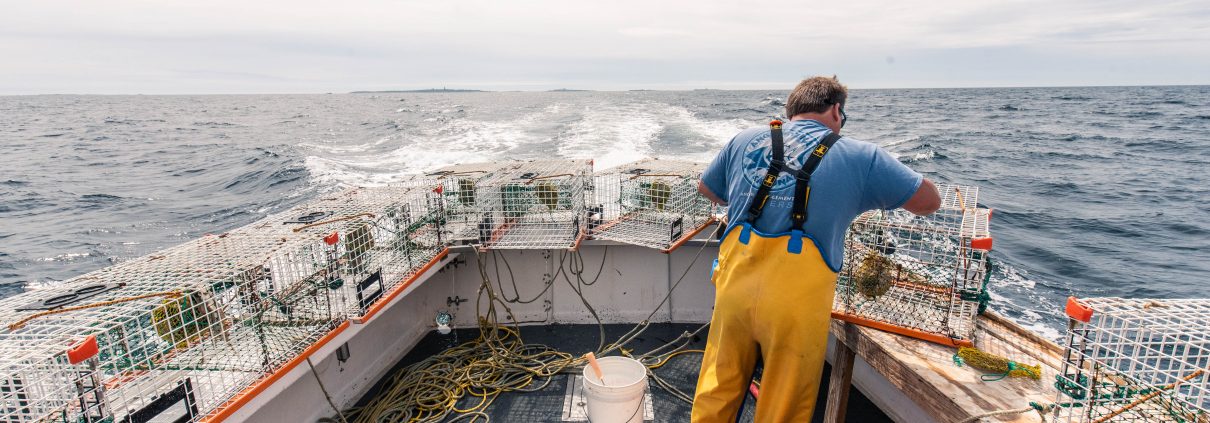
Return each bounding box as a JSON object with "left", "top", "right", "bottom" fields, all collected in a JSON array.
[
  {"left": 342, "top": 84, "right": 1210, "bottom": 95},
  {"left": 351, "top": 88, "right": 486, "bottom": 93},
  {"left": 351, "top": 88, "right": 601, "bottom": 93}
]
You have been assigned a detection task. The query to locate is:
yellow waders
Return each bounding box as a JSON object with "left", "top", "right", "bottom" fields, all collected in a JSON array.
[{"left": 692, "top": 121, "right": 841, "bottom": 422}]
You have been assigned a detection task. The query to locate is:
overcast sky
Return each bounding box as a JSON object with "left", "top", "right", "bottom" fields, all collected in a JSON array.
[{"left": 2, "top": 0, "right": 1208, "bottom": 94}]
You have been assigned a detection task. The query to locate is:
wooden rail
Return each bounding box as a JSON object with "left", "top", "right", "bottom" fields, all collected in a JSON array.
[{"left": 822, "top": 311, "right": 1064, "bottom": 422}]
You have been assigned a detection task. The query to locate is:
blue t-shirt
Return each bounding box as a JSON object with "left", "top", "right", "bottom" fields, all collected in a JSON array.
[{"left": 702, "top": 119, "right": 922, "bottom": 272}]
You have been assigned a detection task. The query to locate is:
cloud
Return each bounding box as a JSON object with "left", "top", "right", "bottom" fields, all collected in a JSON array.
[
  {"left": 0, "top": 0, "right": 1207, "bottom": 93},
  {"left": 618, "top": 27, "right": 692, "bottom": 38}
]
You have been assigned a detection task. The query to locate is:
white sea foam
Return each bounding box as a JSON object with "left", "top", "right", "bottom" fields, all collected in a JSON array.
[
  {"left": 556, "top": 102, "right": 753, "bottom": 169},
  {"left": 665, "top": 106, "right": 753, "bottom": 144},
  {"left": 557, "top": 103, "right": 662, "bottom": 170},
  {"left": 885, "top": 149, "right": 937, "bottom": 163},
  {"left": 998, "top": 265, "right": 1038, "bottom": 289},
  {"left": 306, "top": 101, "right": 748, "bottom": 186},
  {"left": 881, "top": 135, "right": 921, "bottom": 149},
  {"left": 298, "top": 135, "right": 392, "bottom": 154},
  {"left": 36, "top": 252, "right": 90, "bottom": 262},
  {"left": 1018, "top": 315, "right": 1063, "bottom": 341},
  {"left": 304, "top": 156, "right": 415, "bottom": 187},
  {"left": 660, "top": 105, "right": 753, "bottom": 162},
  {"left": 987, "top": 263, "right": 1065, "bottom": 341},
  {"left": 304, "top": 104, "right": 566, "bottom": 186}
]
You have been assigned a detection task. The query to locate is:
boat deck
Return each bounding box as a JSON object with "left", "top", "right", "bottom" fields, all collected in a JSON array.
[
  {"left": 354, "top": 323, "right": 892, "bottom": 422},
  {"left": 228, "top": 241, "right": 1068, "bottom": 423},
  {"left": 827, "top": 311, "right": 1065, "bottom": 422}
]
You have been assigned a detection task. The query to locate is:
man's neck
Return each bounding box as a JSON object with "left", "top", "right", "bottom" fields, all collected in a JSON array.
[
  {"left": 790, "top": 113, "right": 839, "bottom": 133},
  {"left": 790, "top": 115, "right": 825, "bottom": 123}
]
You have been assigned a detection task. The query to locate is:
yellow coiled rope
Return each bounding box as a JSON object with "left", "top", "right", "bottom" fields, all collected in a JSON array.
[{"left": 339, "top": 227, "right": 721, "bottom": 423}]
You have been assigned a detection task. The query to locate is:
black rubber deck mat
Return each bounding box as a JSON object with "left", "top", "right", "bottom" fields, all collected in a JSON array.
[{"left": 353, "top": 323, "right": 891, "bottom": 422}]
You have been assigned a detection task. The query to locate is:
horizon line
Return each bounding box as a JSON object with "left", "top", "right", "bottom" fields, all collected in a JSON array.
[{"left": 2, "top": 83, "right": 1207, "bottom": 96}]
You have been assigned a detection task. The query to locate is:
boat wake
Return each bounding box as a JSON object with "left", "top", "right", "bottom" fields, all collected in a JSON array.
[{"left": 302, "top": 100, "right": 754, "bottom": 186}]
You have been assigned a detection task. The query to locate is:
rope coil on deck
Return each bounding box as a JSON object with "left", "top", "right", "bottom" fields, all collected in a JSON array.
[{"left": 340, "top": 224, "right": 722, "bottom": 423}]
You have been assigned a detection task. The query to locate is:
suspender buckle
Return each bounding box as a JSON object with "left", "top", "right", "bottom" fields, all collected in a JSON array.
[
  {"left": 763, "top": 159, "right": 785, "bottom": 187},
  {"left": 812, "top": 144, "right": 829, "bottom": 157}
]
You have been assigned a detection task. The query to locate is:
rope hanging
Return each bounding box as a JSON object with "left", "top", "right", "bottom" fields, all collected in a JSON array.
[{"left": 8, "top": 291, "right": 184, "bottom": 331}]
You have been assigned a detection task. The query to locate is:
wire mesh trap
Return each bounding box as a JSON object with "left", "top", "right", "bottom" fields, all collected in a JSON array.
[
  {"left": 832, "top": 184, "right": 993, "bottom": 347},
  {"left": 417, "top": 161, "right": 514, "bottom": 244},
  {"left": 448, "top": 160, "right": 593, "bottom": 251},
  {"left": 0, "top": 185, "right": 447, "bottom": 423},
  {"left": 1054, "top": 297, "right": 1210, "bottom": 423},
  {"left": 591, "top": 158, "right": 716, "bottom": 252}
]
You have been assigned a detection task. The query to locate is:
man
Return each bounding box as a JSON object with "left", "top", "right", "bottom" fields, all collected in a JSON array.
[{"left": 692, "top": 76, "right": 940, "bottom": 422}]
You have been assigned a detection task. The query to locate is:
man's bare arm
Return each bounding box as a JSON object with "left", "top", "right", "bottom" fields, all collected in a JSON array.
[
  {"left": 902, "top": 179, "right": 941, "bottom": 216},
  {"left": 698, "top": 181, "right": 727, "bottom": 206}
]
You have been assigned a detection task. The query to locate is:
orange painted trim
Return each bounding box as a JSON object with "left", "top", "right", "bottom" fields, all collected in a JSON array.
[
  {"left": 569, "top": 230, "right": 587, "bottom": 252},
  {"left": 661, "top": 217, "right": 719, "bottom": 254},
  {"left": 202, "top": 320, "right": 351, "bottom": 422},
  {"left": 831, "top": 312, "right": 973, "bottom": 348},
  {"left": 353, "top": 248, "right": 450, "bottom": 324}
]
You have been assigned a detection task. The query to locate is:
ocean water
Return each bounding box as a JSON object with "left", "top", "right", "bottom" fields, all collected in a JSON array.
[{"left": 2, "top": 87, "right": 1208, "bottom": 338}]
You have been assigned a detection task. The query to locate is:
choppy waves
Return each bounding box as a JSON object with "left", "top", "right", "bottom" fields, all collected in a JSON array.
[{"left": 4, "top": 86, "right": 1210, "bottom": 340}]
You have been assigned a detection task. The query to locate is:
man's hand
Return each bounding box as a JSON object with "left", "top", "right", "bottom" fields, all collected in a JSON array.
[
  {"left": 902, "top": 179, "right": 941, "bottom": 216},
  {"left": 698, "top": 181, "right": 727, "bottom": 206}
]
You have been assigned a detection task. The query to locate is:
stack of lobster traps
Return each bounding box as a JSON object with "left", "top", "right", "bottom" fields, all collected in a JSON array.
[
  {"left": 0, "top": 185, "right": 447, "bottom": 422},
  {"left": 424, "top": 160, "right": 593, "bottom": 250},
  {"left": 0, "top": 157, "right": 728, "bottom": 422}
]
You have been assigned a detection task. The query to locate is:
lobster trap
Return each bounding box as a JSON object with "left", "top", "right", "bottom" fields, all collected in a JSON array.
[
  {"left": 460, "top": 160, "right": 592, "bottom": 250},
  {"left": 244, "top": 186, "right": 449, "bottom": 320},
  {"left": 1054, "top": 297, "right": 1210, "bottom": 422},
  {"left": 0, "top": 185, "right": 446, "bottom": 423},
  {"left": 418, "top": 162, "right": 513, "bottom": 243},
  {"left": 591, "top": 158, "right": 716, "bottom": 252},
  {"left": 832, "top": 184, "right": 993, "bottom": 347}
]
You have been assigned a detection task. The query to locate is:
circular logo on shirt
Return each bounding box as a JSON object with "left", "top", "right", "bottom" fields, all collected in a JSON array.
[{"left": 741, "top": 128, "right": 825, "bottom": 191}]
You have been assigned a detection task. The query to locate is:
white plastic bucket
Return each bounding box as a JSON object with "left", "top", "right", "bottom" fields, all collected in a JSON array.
[{"left": 582, "top": 356, "right": 648, "bottom": 423}]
